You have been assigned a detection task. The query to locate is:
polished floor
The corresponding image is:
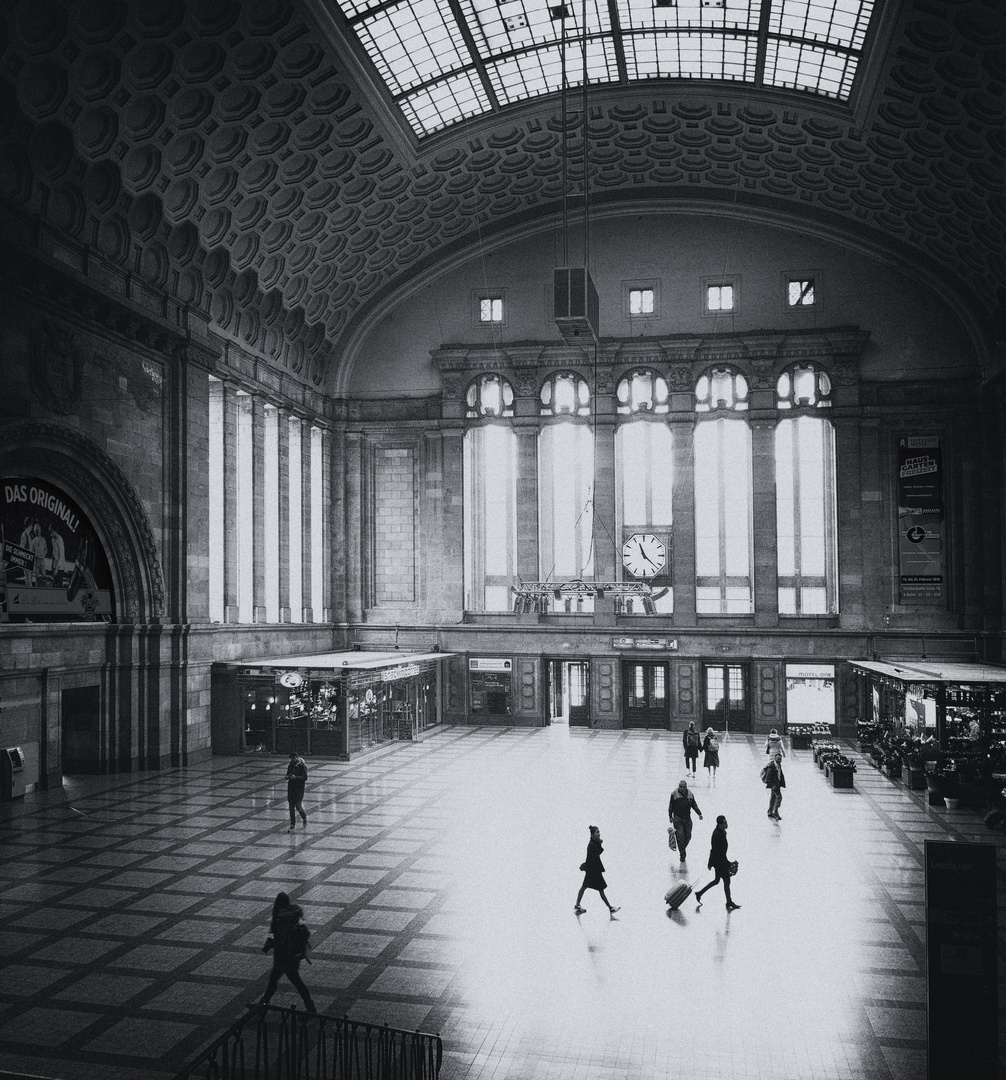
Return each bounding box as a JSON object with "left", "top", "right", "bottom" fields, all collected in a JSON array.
[{"left": 1, "top": 725, "right": 1004, "bottom": 1080}]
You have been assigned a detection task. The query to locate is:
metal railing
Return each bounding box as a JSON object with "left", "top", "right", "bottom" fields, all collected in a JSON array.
[{"left": 174, "top": 1004, "right": 443, "bottom": 1080}]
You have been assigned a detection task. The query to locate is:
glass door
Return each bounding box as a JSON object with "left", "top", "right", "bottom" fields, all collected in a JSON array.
[
  {"left": 702, "top": 663, "right": 751, "bottom": 732},
  {"left": 546, "top": 660, "right": 591, "bottom": 726},
  {"left": 622, "top": 661, "right": 670, "bottom": 729}
]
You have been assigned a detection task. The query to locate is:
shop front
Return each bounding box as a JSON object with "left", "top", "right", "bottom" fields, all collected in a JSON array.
[
  {"left": 212, "top": 651, "right": 451, "bottom": 759},
  {"left": 848, "top": 659, "right": 1006, "bottom": 805}
]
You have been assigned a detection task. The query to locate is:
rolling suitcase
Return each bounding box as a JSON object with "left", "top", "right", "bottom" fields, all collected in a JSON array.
[{"left": 664, "top": 882, "right": 694, "bottom": 911}]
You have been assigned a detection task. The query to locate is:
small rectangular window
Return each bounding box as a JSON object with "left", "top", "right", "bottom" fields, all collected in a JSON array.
[
  {"left": 480, "top": 296, "right": 503, "bottom": 323},
  {"left": 788, "top": 279, "right": 815, "bottom": 307},
  {"left": 629, "top": 288, "right": 654, "bottom": 315},
  {"left": 707, "top": 284, "right": 734, "bottom": 311}
]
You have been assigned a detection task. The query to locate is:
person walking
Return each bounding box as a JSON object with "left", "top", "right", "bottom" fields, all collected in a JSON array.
[
  {"left": 702, "top": 727, "right": 720, "bottom": 783},
  {"left": 764, "top": 728, "right": 786, "bottom": 758},
  {"left": 682, "top": 722, "right": 701, "bottom": 777},
  {"left": 574, "top": 825, "right": 620, "bottom": 915},
  {"left": 695, "top": 816, "right": 740, "bottom": 911},
  {"left": 285, "top": 751, "right": 308, "bottom": 831},
  {"left": 668, "top": 779, "right": 703, "bottom": 863},
  {"left": 258, "top": 891, "right": 316, "bottom": 1012},
  {"left": 765, "top": 750, "right": 786, "bottom": 819}
]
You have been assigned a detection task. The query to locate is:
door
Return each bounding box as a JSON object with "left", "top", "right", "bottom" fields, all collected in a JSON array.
[
  {"left": 546, "top": 660, "right": 591, "bottom": 726},
  {"left": 62, "top": 686, "right": 101, "bottom": 774},
  {"left": 622, "top": 660, "right": 670, "bottom": 729},
  {"left": 702, "top": 663, "right": 751, "bottom": 732}
]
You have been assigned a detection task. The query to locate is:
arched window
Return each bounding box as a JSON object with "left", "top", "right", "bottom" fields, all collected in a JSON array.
[
  {"left": 693, "top": 367, "right": 753, "bottom": 613},
  {"left": 777, "top": 363, "right": 832, "bottom": 409},
  {"left": 540, "top": 371, "right": 590, "bottom": 416},
  {"left": 616, "top": 369, "right": 669, "bottom": 415},
  {"left": 615, "top": 370, "right": 673, "bottom": 612},
  {"left": 466, "top": 373, "right": 515, "bottom": 418},
  {"left": 775, "top": 365, "right": 838, "bottom": 613},
  {"left": 463, "top": 374, "right": 517, "bottom": 611},
  {"left": 695, "top": 366, "right": 748, "bottom": 412}
]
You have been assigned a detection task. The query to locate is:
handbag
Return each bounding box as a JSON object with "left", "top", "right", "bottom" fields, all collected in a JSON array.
[
  {"left": 579, "top": 861, "right": 587, "bottom": 871},
  {"left": 667, "top": 825, "right": 677, "bottom": 851},
  {"left": 262, "top": 935, "right": 275, "bottom": 953},
  {"left": 728, "top": 860, "right": 739, "bottom": 877}
]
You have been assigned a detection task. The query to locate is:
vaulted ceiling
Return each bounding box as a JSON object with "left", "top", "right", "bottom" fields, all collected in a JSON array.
[{"left": 1, "top": 0, "right": 1003, "bottom": 390}]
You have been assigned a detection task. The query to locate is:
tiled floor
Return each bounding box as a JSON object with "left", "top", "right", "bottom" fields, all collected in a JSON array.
[{"left": 1, "top": 725, "right": 1004, "bottom": 1080}]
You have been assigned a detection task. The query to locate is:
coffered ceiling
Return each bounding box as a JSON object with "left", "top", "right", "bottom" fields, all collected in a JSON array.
[{"left": 0, "top": 0, "right": 1003, "bottom": 390}]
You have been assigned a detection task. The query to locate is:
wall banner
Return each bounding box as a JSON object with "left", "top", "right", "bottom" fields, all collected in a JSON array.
[
  {"left": 1, "top": 478, "right": 115, "bottom": 621},
  {"left": 897, "top": 437, "right": 943, "bottom": 603}
]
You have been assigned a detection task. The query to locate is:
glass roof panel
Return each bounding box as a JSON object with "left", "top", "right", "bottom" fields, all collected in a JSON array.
[
  {"left": 624, "top": 31, "right": 756, "bottom": 81},
  {"left": 461, "top": 0, "right": 611, "bottom": 55},
  {"left": 354, "top": 0, "right": 472, "bottom": 95},
  {"left": 487, "top": 38, "right": 618, "bottom": 106},
  {"left": 399, "top": 70, "right": 492, "bottom": 136},
  {"left": 768, "top": 0, "right": 875, "bottom": 50},
  {"left": 333, "top": 0, "right": 877, "bottom": 137},
  {"left": 617, "top": 0, "right": 761, "bottom": 33}
]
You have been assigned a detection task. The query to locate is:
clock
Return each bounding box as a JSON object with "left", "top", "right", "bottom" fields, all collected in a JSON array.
[{"left": 621, "top": 532, "right": 666, "bottom": 578}]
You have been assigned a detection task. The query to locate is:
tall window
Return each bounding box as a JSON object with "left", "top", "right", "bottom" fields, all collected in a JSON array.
[
  {"left": 263, "top": 406, "right": 279, "bottom": 623},
  {"left": 775, "top": 365, "right": 837, "bottom": 614},
  {"left": 464, "top": 375, "right": 517, "bottom": 611},
  {"left": 694, "top": 368, "right": 752, "bottom": 614},
  {"left": 616, "top": 370, "right": 673, "bottom": 613},
  {"left": 540, "top": 372, "right": 593, "bottom": 611},
  {"left": 310, "top": 426, "right": 324, "bottom": 622},
  {"left": 235, "top": 391, "right": 254, "bottom": 622},
  {"left": 207, "top": 377, "right": 224, "bottom": 623},
  {"left": 288, "top": 416, "right": 303, "bottom": 621}
]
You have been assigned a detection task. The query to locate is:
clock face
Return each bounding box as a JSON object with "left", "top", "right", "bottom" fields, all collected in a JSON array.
[{"left": 621, "top": 532, "right": 666, "bottom": 578}]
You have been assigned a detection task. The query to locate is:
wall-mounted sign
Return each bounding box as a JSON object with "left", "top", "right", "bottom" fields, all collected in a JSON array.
[
  {"left": 612, "top": 637, "right": 677, "bottom": 651},
  {"left": 1, "top": 478, "right": 114, "bottom": 621},
  {"left": 279, "top": 672, "right": 304, "bottom": 688},
  {"left": 380, "top": 662, "right": 423, "bottom": 683},
  {"left": 469, "top": 657, "right": 512, "bottom": 672},
  {"left": 897, "top": 437, "right": 943, "bottom": 604}
]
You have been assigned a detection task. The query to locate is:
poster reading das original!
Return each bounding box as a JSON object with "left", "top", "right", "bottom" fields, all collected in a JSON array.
[
  {"left": 897, "top": 437, "right": 943, "bottom": 603},
  {"left": 0, "top": 478, "right": 114, "bottom": 621}
]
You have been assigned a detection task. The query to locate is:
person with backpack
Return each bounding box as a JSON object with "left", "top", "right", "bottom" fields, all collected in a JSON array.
[
  {"left": 259, "top": 891, "right": 316, "bottom": 1012},
  {"left": 702, "top": 726, "right": 720, "bottom": 782},
  {"left": 285, "top": 751, "right": 308, "bottom": 832},
  {"left": 668, "top": 779, "right": 703, "bottom": 863},
  {"left": 763, "top": 751, "right": 786, "bottom": 819},
  {"left": 682, "top": 722, "right": 701, "bottom": 778}
]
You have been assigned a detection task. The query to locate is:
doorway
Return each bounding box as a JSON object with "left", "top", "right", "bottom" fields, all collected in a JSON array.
[
  {"left": 62, "top": 685, "right": 101, "bottom": 774},
  {"left": 546, "top": 660, "right": 590, "bottom": 726},
  {"left": 622, "top": 660, "right": 670, "bottom": 729},
  {"left": 702, "top": 663, "right": 752, "bottom": 732}
]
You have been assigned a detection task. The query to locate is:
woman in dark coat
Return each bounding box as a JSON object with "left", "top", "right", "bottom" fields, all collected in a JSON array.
[
  {"left": 574, "top": 825, "right": 620, "bottom": 915},
  {"left": 695, "top": 816, "right": 740, "bottom": 911},
  {"left": 259, "top": 891, "right": 317, "bottom": 1012}
]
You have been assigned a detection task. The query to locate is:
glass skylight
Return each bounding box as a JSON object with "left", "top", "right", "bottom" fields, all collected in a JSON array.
[{"left": 334, "top": 0, "right": 876, "bottom": 137}]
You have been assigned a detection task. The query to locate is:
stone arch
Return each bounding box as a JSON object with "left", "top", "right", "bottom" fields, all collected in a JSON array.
[{"left": 0, "top": 421, "right": 164, "bottom": 620}]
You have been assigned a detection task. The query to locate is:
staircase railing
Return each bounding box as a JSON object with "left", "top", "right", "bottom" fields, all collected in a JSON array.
[{"left": 173, "top": 1004, "right": 443, "bottom": 1080}]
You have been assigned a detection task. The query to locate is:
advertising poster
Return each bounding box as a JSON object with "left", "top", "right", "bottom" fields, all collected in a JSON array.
[
  {"left": 897, "top": 437, "right": 943, "bottom": 603},
  {"left": 1, "top": 478, "right": 114, "bottom": 621}
]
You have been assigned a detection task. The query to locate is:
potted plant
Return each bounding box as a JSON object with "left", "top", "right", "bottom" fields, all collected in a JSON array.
[
  {"left": 904, "top": 755, "right": 927, "bottom": 790},
  {"left": 829, "top": 754, "right": 856, "bottom": 789},
  {"left": 884, "top": 753, "right": 903, "bottom": 782}
]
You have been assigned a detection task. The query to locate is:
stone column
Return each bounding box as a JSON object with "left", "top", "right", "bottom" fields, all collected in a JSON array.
[
  {"left": 834, "top": 417, "right": 863, "bottom": 627},
  {"left": 344, "top": 431, "right": 364, "bottom": 625},
  {"left": 750, "top": 418, "right": 779, "bottom": 627},
  {"left": 670, "top": 417, "right": 696, "bottom": 623}
]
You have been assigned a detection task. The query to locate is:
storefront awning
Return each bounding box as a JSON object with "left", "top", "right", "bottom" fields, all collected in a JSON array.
[
  {"left": 849, "top": 659, "right": 1006, "bottom": 685},
  {"left": 238, "top": 650, "right": 452, "bottom": 672}
]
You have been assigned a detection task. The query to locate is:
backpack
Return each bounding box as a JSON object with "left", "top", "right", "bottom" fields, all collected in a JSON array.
[
  {"left": 707, "top": 735, "right": 719, "bottom": 752},
  {"left": 685, "top": 730, "right": 699, "bottom": 748},
  {"left": 760, "top": 764, "right": 773, "bottom": 786},
  {"left": 292, "top": 921, "right": 310, "bottom": 958}
]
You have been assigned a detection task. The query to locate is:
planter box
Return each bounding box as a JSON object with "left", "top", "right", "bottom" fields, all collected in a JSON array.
[
  {"left": 831, "top": 767, "right": 855, "bottom": 789},
  {"left": 905, "top": 767, "right": 927, "bottom": 791},
  {"left": 884, "top": 761, "right": 902, "bottom": 782}
]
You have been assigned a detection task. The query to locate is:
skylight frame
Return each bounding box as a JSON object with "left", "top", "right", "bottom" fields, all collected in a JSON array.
[{"left": 335, "top": 0, "right": 877, "bottom": 139}]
